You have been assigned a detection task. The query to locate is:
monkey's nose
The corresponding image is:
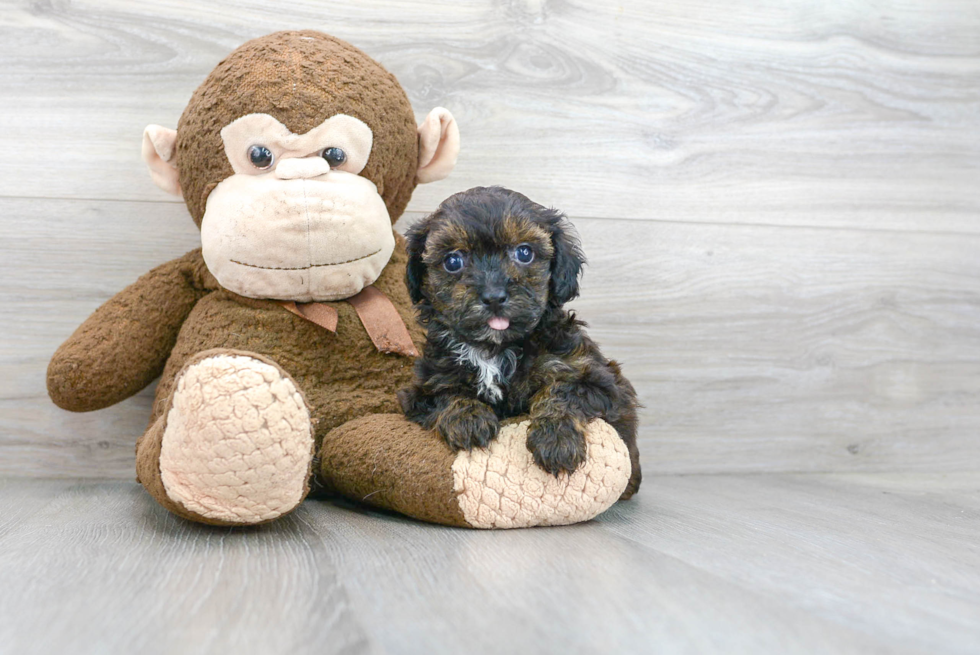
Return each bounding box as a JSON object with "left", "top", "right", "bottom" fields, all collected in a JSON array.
[
  {"left": 480, "top": 288, "right": 509, "bottom": 309},
  {"left": 275, "top": 156, "right": 331, "bottom": 180}
]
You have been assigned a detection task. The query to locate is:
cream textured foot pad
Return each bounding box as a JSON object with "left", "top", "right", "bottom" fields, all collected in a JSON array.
[
  {"left": 452, "top": 419, "right": 631, "bottom": 529},
  {"left": 160, "top": 354, "right": 314, "bottom": 524}
]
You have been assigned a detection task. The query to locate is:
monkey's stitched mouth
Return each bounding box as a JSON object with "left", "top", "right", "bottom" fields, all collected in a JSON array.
[{"left": 230, "top": 249, "right": 382, "bottom": 271}]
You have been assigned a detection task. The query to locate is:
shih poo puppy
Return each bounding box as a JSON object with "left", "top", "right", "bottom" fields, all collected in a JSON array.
[{"left": 398, "top": 186, "right": 640, "bottom": 498}]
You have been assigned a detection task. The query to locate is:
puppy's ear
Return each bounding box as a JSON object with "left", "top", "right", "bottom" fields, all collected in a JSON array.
[
  {"left": 549, "top": 214, "right": 586, "bottom": 306},
  {"left": 404, "top": 216, "right": 432, "bottom": 304}
]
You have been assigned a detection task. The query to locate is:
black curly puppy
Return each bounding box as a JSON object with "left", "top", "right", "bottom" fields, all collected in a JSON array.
[{"left": 398, "top": 186, "right": 641, "bottom": 499}]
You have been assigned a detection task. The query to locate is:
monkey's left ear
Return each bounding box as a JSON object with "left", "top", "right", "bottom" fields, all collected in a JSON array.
[
  {"left": 142, "top": 125, "right": 183, "bottom": 197},
  {"left": 416, "top": 108, "right": 460, "bottom": 184}
]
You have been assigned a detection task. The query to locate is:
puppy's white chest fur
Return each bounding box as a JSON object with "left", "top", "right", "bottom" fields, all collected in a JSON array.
[{"left": 451, "top": 341, "right": 509, "bottom": 404}]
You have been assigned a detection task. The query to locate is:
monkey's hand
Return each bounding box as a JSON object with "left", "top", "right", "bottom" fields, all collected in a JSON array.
[
  {"left": 526, "top": 415, "right": 589, "bottom": 477},
  {"left": 433, "top": 397, "right": 500, "bottom": 452},
  {"left": 47, "top": 249, "right": 210, "bottom": 412}
]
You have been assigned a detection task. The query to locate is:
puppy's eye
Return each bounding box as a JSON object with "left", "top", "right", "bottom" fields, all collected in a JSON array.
[
  {"left": 321, "top": 147, "right": 347, "bottom": 168},
  {"left": 444, "top": 251, "right": 465, "bottom": 273},
  {"left": 513, "top": 244, "right": 535, "bottom": 264},
  {"left": 248, "top": 145, "right": 274, "bottom": 169}
]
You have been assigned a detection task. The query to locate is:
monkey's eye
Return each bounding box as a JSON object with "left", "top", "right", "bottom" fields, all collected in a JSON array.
[
  {"left": 443, "top": 251, "right": 465, "bottom": 273},
  {"left": 248, "top": 145, "right": 274, "bottom": 169},
  {"left": 513, "top": 244, "right": 535, "bottom": 264},
  {"left": 321, "top": 147, "right": 347, "bottom": 168}
]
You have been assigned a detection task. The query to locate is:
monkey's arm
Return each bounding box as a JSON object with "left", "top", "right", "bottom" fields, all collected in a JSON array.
[{"left": 47, "top": 249, "right": 212, "bottom": 412}]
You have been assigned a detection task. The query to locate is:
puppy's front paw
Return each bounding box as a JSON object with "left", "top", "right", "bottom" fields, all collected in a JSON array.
[
  {"left": 527, "top": 416, "right": 588, "bottom": 476},
  {"left": 435, "top": 398, "right": 500, "bottom": 452}
]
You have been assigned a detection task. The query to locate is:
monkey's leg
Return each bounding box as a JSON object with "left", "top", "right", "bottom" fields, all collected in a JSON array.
[
  {"left": 136, "top": 349, "right": 314, "bottom": 526},
  {"left": 318, "top": 415, "right": 631, "bottom": 529}
]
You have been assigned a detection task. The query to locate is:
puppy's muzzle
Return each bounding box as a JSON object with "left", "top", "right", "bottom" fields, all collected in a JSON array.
[
  {"left": 480, "top": 286, "right": 508, "bottom": 311},
  {"left": 478, "top": 269, "right": 510, "bottom": 312}
]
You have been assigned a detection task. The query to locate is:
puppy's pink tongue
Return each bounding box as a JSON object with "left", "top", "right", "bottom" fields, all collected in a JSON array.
[{"left": 488, "top": 317, "right": 510, "bottom": 331}]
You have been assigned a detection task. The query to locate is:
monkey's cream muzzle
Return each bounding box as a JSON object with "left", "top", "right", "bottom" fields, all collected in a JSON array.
[
  {"left": 202, "top": 169, "right": 394, "bottom": 302},
  {"left": 200, "top": 112, "right": 394, "bottom": 302},
  {"left": 144, "top": 108, "right": 459, "bottom": 303}
]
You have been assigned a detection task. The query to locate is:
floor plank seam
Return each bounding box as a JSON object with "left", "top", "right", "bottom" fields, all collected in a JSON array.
[{"left": 4, "top": 194, "right": 980, "bottom": 239}]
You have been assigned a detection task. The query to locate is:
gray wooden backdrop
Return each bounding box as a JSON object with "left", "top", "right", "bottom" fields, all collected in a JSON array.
[{"left": 1, "top": 0, "right": 978, "bottom": 478}]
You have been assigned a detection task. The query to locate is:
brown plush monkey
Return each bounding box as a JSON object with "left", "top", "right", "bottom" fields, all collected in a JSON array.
[{"left": 47, "top": 31, "right": 631, "bottom": 528}]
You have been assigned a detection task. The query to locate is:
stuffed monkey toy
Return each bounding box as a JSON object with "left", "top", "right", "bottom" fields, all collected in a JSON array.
[{"left": 47, "top": 31, "right": 631, "bottom": 529}]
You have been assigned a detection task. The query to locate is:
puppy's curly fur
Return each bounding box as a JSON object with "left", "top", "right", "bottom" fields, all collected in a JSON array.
[{"left": 398, "top": 186, "right": 641, "bottom": 499}]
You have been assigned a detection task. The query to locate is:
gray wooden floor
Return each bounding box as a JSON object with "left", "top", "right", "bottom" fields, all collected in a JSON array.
[
  {"left": 1, "top": 475, "right": 978, "bottom": 655},
  {"left": 2, "top": 1, "right": 979, "bottom": 653}
]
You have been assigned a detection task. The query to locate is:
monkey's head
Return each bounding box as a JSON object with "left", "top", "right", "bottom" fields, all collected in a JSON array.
[{"left": 141, "top": 31, "right": 459, "bottom": 302}]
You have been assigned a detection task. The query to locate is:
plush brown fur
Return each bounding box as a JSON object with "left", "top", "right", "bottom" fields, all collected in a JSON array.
[
  {"left": 176, "top": 30, "right": 419, "bottom": 226},
  {"left": 49, "top": 30, "right": 424, "bottom": 438},
  {"left": 46, "top": 31, "right": 456, "bottom": 524}
]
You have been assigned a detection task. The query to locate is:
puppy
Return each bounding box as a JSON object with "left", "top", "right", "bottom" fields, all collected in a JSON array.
[{"left": 398, "top": 186, "right": 641, "bottom": 499}]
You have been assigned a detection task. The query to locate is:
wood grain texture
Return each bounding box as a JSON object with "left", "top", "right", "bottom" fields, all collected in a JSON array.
[
  {"left": 0, "top": 0, "right": 978, "bottom": 231},
  {"left": 2, "top": 5, "right": 979, "bottom": 474},
  {"left": 3, "top": 198, "right": 979, "bottom": 477},
  {"left": 0, "top": 479, "right": 380, "bottom": 655},
  {"left": 2, "top": 3, "right": 977, "bottom": 652},
  {"left": 602, "top": 471, "right": 980, "bottom": 654},
  {"left": 0, "top": 475, "right": 977, "bottom": 654},
  {"left": 570, "top": 216, "right": 980, "bottom": 474}
]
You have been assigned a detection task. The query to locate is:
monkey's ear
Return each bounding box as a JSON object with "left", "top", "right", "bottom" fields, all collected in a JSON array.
[
  {"left": 142, "top": 125, "right": 183, "bottom": 197},
  {"left": 416, "top": 108, "right": 459, "bottom": 184},
  {"left": 549, "top": 215, "right": 586, "bottom": 307},
  {"left": 404, "top": 218, "right": 432, "bottom": 304}
]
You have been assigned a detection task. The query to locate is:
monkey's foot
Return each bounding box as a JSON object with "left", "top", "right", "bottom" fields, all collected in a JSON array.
[
  {"left": 319, "top": 415, "right": 630, "bottom": 529},
  {"left": 452, "top": 419, "right": 630, "bottom": 528},
  {"left": 137, "top": 350, "right": 314, "bottom": 525}
]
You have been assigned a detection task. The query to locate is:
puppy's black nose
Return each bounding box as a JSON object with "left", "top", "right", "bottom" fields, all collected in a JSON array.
[{"left": 480, "top": 288, "right": 508, "bottom": 309}]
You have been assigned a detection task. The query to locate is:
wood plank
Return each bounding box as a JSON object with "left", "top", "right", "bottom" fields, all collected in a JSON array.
[
  {"left": 0, "top": 479, "right": 379, "bottom": 655},
  {"left": 0, "top": 477, "right": 79, "bottom": 539},
  {"left": 570, "top": 216, "right": 980, "bottom": 474},
  {"left": 599, "top": 472, "right": 980, "bottom": 654},
  {"left": 2, "top": 198, "right": 978, "bottom": 477},
  {"left": 0, "top": 0, "right": 977, "bottom": 231},
  {"left": 1, "top": 475, "right": 976, "bottom": 654},
  {"left": 303, "top": 495, "right": 888, "bottom": 655}
]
